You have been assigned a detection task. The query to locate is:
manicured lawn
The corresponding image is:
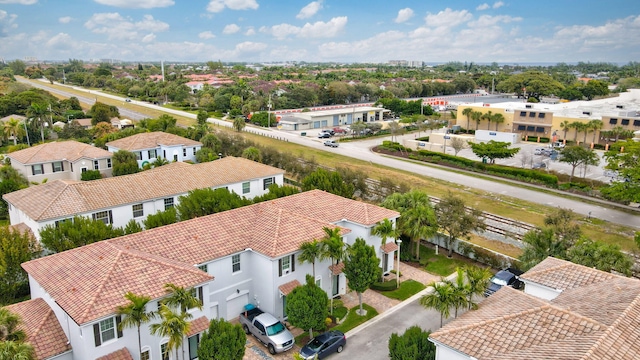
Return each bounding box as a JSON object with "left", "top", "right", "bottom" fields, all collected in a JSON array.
[
  {"left": 380, "top": 279, "right": 426, "bottom": 300},
  {"left": 414, "top": 245, "right": 470, "bottom": 277},
  {"left": 333, "top": 304, "right": 378, "bottom": 333}
]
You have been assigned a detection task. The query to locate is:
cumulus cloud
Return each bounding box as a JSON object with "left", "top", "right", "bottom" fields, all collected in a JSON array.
[
  {"left": 245, "top": 27, "right": 255, "bottom": 35},
  {"left": 206, "top": 0, "right": 258, "bottom": 13},
  {"left": 234, "top": 41, "right": 267, "bottom": 53},
  {"left": 0, "top": 10, "right": 18, "bottom": 37},
  {"left": 59, "top": 16, "right": 72, "bottom": 24},
  {"left": 84, "top": 13, "right": 169, "bottom": 41},
  {"left": 45, "top": 32, "right": 75, "bottom": 51},
  {"left": 93, "top": 0, "right": 174, "bottom": 8},
  {"left": 199, "top": 31, "right": 215, "bottom": 39},
  {"left": 424, "top": 8, "right": 473, "bottom": 28},
  {"left": 223, "top": 23, "right": 240, "bottom": 34},
  {"left": 0, "top": 0, "right": 37, "bottom": 4},
  {"left": 296, "top": 1, "right": 322, "bottom": 19},
  {"left": 395, "top": 8, "right": 414, "bottom": 23},
  {"left": 261, "top": 16, "right": 347, "bottom": 40},
  {"left": 476, "top": 3, "right": 489, "bottom": 10},
  {"left": 493, "top": 1, "right": 504, "bottom": 9}
]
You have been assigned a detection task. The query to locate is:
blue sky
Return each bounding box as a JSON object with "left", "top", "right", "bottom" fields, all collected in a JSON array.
[{"left": 1, "top": 0, "right": 640, "bottom": 64}]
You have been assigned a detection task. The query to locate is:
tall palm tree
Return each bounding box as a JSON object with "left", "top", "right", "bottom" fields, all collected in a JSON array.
[
  {"left": 559, "top": 120, "right": 571, "bottom": 142},
  {"left": 462, "top": 107, "right": 472, "bottom": 131},
  {"left": 164, "top": 283, "right": 202, "bottom": 360},
  {"left": 402, "top": 202, "right": 438, "bottom": 261},
  {"left": 464, "top": 266, "right": 492, "bottom": 309},
  {"left": 371, "top": 218, "right": 399, "bottom": 281},
  {"left": 0, "top": 341, "right": 35, "bottom": 360},
  {"left": 0, "top": 308, "right": 27, "bottom": 342},
  {"left": 420, "top": 281, "right": 454, "bottom": 327},
  {"left": 298, "top": 239, "right": 323, "bottom": 279},
  {"left": 481, "top": 111, "right": 493, "bottom": 130},
  {"left": 26, "top": 102, "right": 50, "bottom": 143},
  {"left": 3, "top": 118, "right": 24, "bottom": 146},
  {"left": 116, "top": 292, "right": 156, "bottom": 359},
  {"left": 150, "top": 304, "right": 191, "bottom": 360},
  {"left": 589, "top": 120, "right": 603, "bottom": 144},
  {"left": 570, "top": 122, "right": 582, "bottom": 143},
  {"left": 232, "top": 116, "right": 246, "bottom": 132},
  {"left": 320, "top": 226, "right": 345, "bottom": 315},
  {"left": 492, "top": 112, "right": 505, "bottom": 131},
  {"left": 448, "top": 268, "right": 470, "bottom": 318}
]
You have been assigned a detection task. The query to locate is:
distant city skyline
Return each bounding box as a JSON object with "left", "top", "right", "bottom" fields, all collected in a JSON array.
[{"left": 1, "top": 0, "right": 639, "bottom": 64}]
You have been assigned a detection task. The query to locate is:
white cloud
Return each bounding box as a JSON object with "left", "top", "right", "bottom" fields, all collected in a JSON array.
[
  {"left": 296, "top": 1, "right": 322, "bottom": 20},
  {"left": 262, "top": 16, "right": 347, "bottom": 39},
  {"left": 45, "top": 32, "right": 75, "bottom": 51},
  {"left": 245, "top": 27, "right": 255, "bottom": 36},
  {"left": 493, "top": 1, "right": 504, "bottom": 9},
  {"left": 468, "top": 14, "right": 521, "bottom": 28},
  {"left": 476, "top": 3, "right": 489, "bottom": 11},
  {"left": 424, "top": 8, "right": 473, "bottom": 28},
  {"left": 0, "top": 10, "right": 18, "bottom": 37},
  {"left": 394, "top": 8, "right": 414, "bottom": 23},
  {"left": 206, "top": 0, "right": 259, "bottom": 13},
  {"left": 84, "top": 13, "right": 169, "bottom": 41},
  {"left": 141, "top": 33, "right": 155, "bottom": 42},
  {"left": 223, "top": 23, "right": 240, "bottom": 34},
  {"left": 58, "top": 16, "right": 72, "bottom": 24},
  {"left": 0, "top": 0, "right": 37, "bottom": 4},
  {"left": 199, "top": 31, "right": 215, "bottom": 39},
  {"left": 93, "top": 0, "right": 174, "bottom": 8},
  {"left": 234, "top": 41, "right": 267, "bottom": 53}
]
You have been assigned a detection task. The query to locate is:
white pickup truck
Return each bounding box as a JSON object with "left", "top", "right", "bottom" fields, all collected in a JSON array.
[{"left": 239, "top": 306, "right": 294, "bottom": 354}]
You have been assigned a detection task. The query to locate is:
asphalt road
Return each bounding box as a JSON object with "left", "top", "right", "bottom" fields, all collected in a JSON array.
[{"left": 18, "top": 78, "right": 640, "bottom": 229}]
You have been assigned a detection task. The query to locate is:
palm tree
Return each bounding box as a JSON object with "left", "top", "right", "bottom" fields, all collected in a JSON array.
[
  {"left": 402, "top": 201, "right": 437, "bottom": 261},
  {"left": 232, "top": 116, "right": 246, "bottom": 132},
  {"left": 320, "top": 226, "right": 345, "bottom": 315},
  {"left": 570, "top": 122, "right": 582, "bottom": 143},
  {"left": 0, "top": 308, "right": 27, "bottom": 342},
  {"left": 471, "top": 111, "right": 482, "bottom": 131},
  {"left": 462, "top": 107, "right": 472, "bottom": 131},
  {"left": 481, "top": 111, "right": 493, "bottom": 130},
  {"left": 116, "top": 292, "right": 156, "bottom": 359},
  {"left": 0, "top": 341, "right": 35, "bottom": 360},
  {"left": 589, "top": 120, "right": 603, "bottom": 144},
  {"left": 3, "top": 118, "right": 24, "bottom": 146},
  {"left": 464, "top": 266, "right": 492, "bottom": 309},
  {"left": 371, "top": 218, "right": 399, "bottom": 281},
  {"left": 163, "top": 283, "right": 202, "bottom": 360},
  {"left": 26, "top": 102, "right": 50, "bottom": 143},
  {"left": 298, "top": 239, "right": 323, "bottom": 278},
  {"left": 448, "top": 268, "right": 470, "bottom": 318},
  {"left": 492, "top": 112, "right": 505, "bottom": 131},
  {"left": 150, "top": 304, "right": 191, "bottom": 360},
  {"left": 420, "top": 281, "right": 454, "bottom": 327},
  {"left": 559, "top": 120, "right": 571, "bottom": 142}
]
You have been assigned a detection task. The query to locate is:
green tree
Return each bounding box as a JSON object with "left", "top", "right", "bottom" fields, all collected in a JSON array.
[
  {"left": 0, "top": 227, "right": 40, "bottom": 304},
  {"left": 195, "top": 148, "right": 219, "bottom": 163},
  {"left": 116, "top": 292, "right": 156, "bottom": 358},
  {"left": 196, "top": 110, "right": 209, "bottom": 126},
  {"left": 0, "top": 308, "right": 27, "bottom": 341},
  {"left": 566, "top": 239, "right": 632, "bottom": 276},
  {"left": 26, "top": 102, "right": 50, "bottom": 143},
  {"left": 388, "top": 325, "right": 435, "bottom": 360},
  {"left": 0, "top": 166, "right": 29, "bottom": 219},
  {"left": 371, "top": 218, "right": 399, "bottom": 282},
  {"left": 471, "top": 111, "right": 482, "bottom": 130},
  {"left": 88, "top": 102, "right": 119, "bottom": 126},
  {"left": 150, "top": 304, "right": 191, "bottom": 360},
  {"left": 123, "top": 219, "right": 143, "bottom": 234},
  {"left": 435, "top": 193, "right": 486, "bottom": 258},
  {"left": 301, "top": 168, "right": 355, "bottom": 199},
  {"left": 602, "top": 140, "right": 640, "bottom": 203},
  {"left": 559, "top": 120, "right": 571, "bottom": 142},
  {"left": 0, "top": 341, "right": 35, "bottom": 360},
  {"left": 464, "top": 266, "right": 492, "bottom": 309},
  {"left": 420, "top": 281, "right": 454, "bottom": 327},
  {"left": 448, "top": 268, "right": 470, "bottom": 318},
  {"left": 39, "top": 215, "right": 124, "bottom": 253},
  {"left": 588, "top": 119, "right": 603, "bottom": 144},
  {"left": 461, "top": 107, "right": 472, "bottom": 130},
  {"left": 176, "top": 187, "right": 251, "bottom": 220},
  {"left": 286, "top": 275, "right": 329, "bottom": 339},
  {"left": 251, "top": 184, "right": 300, "bottom": 203},
  {"left": 197, "top": 318, "right": 246, "bottom": 360},
  {"left": 143, "top": 207, "right": 178, "bottom": 229},
  {"left": 241, "top": 146, "right": 262, "bottom": 163},
  {"left": 163, "top": 283, "right": 202, "bottom": 360},
  {"left": 320, "top": 226, "right": 345, "bottom": 315},
  {"left": 298, "top": 239, "right": 324, "bottom": 279},
  {"left": 469, "top": 140, "right": 520, "bottom": 164},
  {"left": 80, "top": 169, "right": 102, "bottom": 181},
  {"left": 481, "top": 110, "right": 493, "bottom": 130},
  {"left": 492, "top": 112, "right": 505, "bottom": 131},
  {"left": 2, "top": 118, "right": 24, "bottom": 146},
  {"left": 519, "top": 228, "right": 569, "bottom": 270},
  {"left": 233, "top": 117, "right": 246, "bottom": 132},
  {"left": 112, "top": 150, "right": 140, "bottom": 176},
  {"left": 559, "top": 146, "right": 599, "bottom": 182},
  {"left": 343, "top": 237, "right": 379, "bottom": 315}
]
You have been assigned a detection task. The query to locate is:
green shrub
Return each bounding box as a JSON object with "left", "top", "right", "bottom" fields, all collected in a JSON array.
[
  {"left": 81, "top": 169, "right": 102, "bottom": 181},
  {"left": 370, "top": 280, "right": 399, "bottom": 291}
]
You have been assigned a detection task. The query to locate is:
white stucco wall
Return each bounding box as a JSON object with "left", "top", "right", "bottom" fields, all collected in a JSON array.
[{"left": 522, "top": 281, "right": 561, "bottom": 300}]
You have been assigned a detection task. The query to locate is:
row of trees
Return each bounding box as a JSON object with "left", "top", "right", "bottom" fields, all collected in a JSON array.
[{"left": 460, "top": 108, "right": 506, "bottom": 131}]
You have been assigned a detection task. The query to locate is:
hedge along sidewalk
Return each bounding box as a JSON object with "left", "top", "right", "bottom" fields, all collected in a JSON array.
[{"left": 345, "top": 271, "right": 459, "bottom": 338}]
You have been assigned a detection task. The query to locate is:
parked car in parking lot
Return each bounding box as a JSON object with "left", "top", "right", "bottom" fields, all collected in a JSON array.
[
  {"left": 299, "top": 330, "right": 346, "bottom": 359},
  {"left": 318, "top": 132, "right": 331, "bottom": 138},
  {"left": 534, "top": 147, "right": 545, "bottom": 155},
  {"left": 532, "top": 162, "right": 547, "bottom": 169},
  {"left": 321, "top": 129, "right": 335, "bottom": 136}
]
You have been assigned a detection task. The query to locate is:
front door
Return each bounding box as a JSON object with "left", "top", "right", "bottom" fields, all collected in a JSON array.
[
  {"left": 332, "top": 275, "right": 339, "bottom": 296},
  {"left": 383, "top": 253, "right": 389, "bottom": 273},
  {"left": 283, "top": 295, "right": 287, "bottom": 318}
]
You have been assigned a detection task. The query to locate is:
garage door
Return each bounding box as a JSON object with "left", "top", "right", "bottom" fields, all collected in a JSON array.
[{"left": 226, "top": 293, "right": 249, "bottom": 320}]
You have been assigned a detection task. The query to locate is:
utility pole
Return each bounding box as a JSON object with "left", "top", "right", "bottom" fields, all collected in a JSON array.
[{"left": 267, "top": 93, "right": 272, "bottom": 129}]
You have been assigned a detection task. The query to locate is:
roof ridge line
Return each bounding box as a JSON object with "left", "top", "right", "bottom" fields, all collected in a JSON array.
[
  {"left": 25, "top": 142, "right": 47, "bottom": 164},
  {"left": 31, "top": 306, "right": 55, "bottom": 340}
]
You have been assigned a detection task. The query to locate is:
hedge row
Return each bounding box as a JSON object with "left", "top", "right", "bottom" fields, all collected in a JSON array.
[{"left": 370, "top": 280, "right": 399, "bottom": 291}]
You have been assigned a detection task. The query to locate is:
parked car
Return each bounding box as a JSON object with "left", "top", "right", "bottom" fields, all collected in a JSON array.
[
  {"left": 321, "top": 129, "right": 335, "bottom": 136},
  {"left": 125, "top": 98, "right": 131, "bottom": 102},
  {"left": 239, "top": 306, "right": 294, "bottom": 354},
  {"left": 532, "top": 162, "right": 546, "bottom": 169},
  {"left": 548, "top": 141, "right": 565, "bottom": 149},
  {"left": 333, "top": 127, "right": 347, "bottom": 134},
  {"left": 299, "top": 330, "right": 346, "bottom": 360},
  {"left": 533, "top": 147, "right": 545, "bottom": 155},
  {"left": 318, "top": 132, "right": 331, "bottom": 138},
  {"left": 324, "top": 140, "right": 339, "bottom": 148},
  {"left": 484, "top": 268, "right": 524, "bottom": 296}
]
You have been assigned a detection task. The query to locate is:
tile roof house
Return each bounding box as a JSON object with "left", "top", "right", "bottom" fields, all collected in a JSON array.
[
  {"left": 3, "top": 156, "right": 285, "bottom": 240},
  {"left": 429, "top": 257, "right": 640, "bottom": 360},
  {"left": 20, "top": 189, "right": 400, "bottom": 360},
  {"left": 106, "top": 132, "right": 202, "bottom": 167},
  {"left": 6, "top": 140, "right": 114, "bottom": 183}
]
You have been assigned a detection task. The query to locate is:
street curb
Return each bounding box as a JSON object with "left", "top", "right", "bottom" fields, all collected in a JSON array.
[{"left": 345, "top": 272, "right": 458, "bottom": 338}]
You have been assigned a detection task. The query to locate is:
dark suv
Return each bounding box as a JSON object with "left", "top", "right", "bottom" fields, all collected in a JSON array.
[{"left": 484, "top": 268, "right": 523, "bottom": 296}]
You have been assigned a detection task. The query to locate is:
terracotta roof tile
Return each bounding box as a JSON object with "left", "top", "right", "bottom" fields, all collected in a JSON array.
[
  {"left": 3, "top": 157, "right": 284, "bottom": 221},
  {"left": 380, "top": 242, "right": 398, "bottom": 253},
  {"left": 520, "top": 258, "right": 615, "bottom": 291},
  {"left": 7, "top": 140, "right": 112, "bottom": 164},
  {"left": 96, "top": 347, "right": 134, "bottom": 360},
  {"left": 5, "top": 298, "right": 71, "bottom": 360},
  {"left": 187, "top": 316, "right": 210, "bottom": 337},
  {"left": 278, "top": 280, "right": 301, "bottom": 296},
  {"left": 329, "top": 262, "right": 345, "bottom": 275},
  {"left": 106, "top": 132, "right": 201, "bottom": 151}
]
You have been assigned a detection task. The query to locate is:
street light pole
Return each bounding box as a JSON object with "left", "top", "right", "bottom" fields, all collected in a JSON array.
[
  {"left": 396, "top": 239, "right": 402, "bottom": 288},
  {"left": 267, "top": 93, "right": 272, "bottom": 129}
]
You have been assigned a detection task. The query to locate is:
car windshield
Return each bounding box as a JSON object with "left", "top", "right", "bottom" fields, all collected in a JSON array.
[
  {"left": 266, "top": 322, "right": 285, "bottom": 336},
  {"left": 491, "top": 277, "right": 508, "bottom": 286},
  {"left": 307, "top": 337, "right": 326, "bottom": 351}
]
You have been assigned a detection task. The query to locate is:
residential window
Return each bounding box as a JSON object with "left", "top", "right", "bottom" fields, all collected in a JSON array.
[
  {"left": 107, "top": 159, "right": 112, "bottom": 168},
  {"left": 132, "top": 204, "right": 144, "bottom": 218},
  {"left": 93, "top": 316, "right": 122, "bottom": 346},
  {"left": 94, "top": 160, "right": 99, "bottom": 170},
  {"left": 610, "top": 118, "right": 618, "bottom": 124},
  {"left": 52, "top": 161, "right": 64, "bottom": 173},
  {"left": 517, "top": 125, "right": 526, "bottom": 131},
  {"left": 526, "top": 126, "right": 535, "bottom": 132},
  {"left": 188, "top": 334, "right": 200, "bottom": 360},
  {"left": 538, "top": 113, "right": 546, "bottom": 118},
  {"left": 32, "top": 164, "right": 44, "bottom": 176},
  {"left": 634, "top": 120, "right": 640, "bottom": 127},
  {"left": 198, "top": 264, "right": 208, "bottom": 273},
  {"left": 163, "top": 150, "right": 166, "bottom": 159},
  {"left": 173, "top": 154, "right": 178, "bottom": 162},
  {"left": 621, "top": 119, "right": 630, "bottom": 125},
  {"left": 242, "top": 182, "right": 250, "bottom": 194},
  {"left": 279, "top": 254, "right": 295, "bottom": 276},
  {"left": 183, "top": 148, "right": 187, "bottom": 157},
  {"left": 529, "top": 112, "right": 536, "bottom": 117},
  {"left": 135, "top": 152, "right": 142, "bottom": 161},
  {"left": 140, "top": 350, "right": 150, "bottom": 360},
  {"left": 536, "top": 127, "right": 545, "bottom": 133},
  {"left": 193, "top": 147, "right": 197, "bottom": 155},
  {"left": 55, "top": 218, "right": 72, "bottom": 227},
  {"left": 148, "top": 149, "right": 157, "bottom": 159},
  {"left": 92, "top": 210, "right": 113, "bottom": 225},
  {"left": 232, "top": 254, "right": 241, "bottom": 273},
  {"left": 263, "top": 177, "right": 274, "bottom": 190},
  {"left": 519, "top": 111, "right": 526, "bottom": 116},
  {"left": 164, "top": 197, "right": 174, "bottom": 210},
  {"left": 190, "top": 287, "right": 204, "bottom": 308},
  {"left": 160, "top": 343, "right": 169, "bottom": 360}
]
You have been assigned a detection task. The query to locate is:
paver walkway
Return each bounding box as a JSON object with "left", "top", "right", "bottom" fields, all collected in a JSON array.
[{"left": 243, "top": 262, "right": 440, "bottom": 360}]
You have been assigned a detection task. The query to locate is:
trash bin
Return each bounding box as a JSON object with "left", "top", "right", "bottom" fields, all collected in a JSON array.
[
  {"left": 482, "top": 157, "right": 487, "bottom": 164},
  {"left": 301, "top": 132, "right": 307, "bottom": 136}
]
